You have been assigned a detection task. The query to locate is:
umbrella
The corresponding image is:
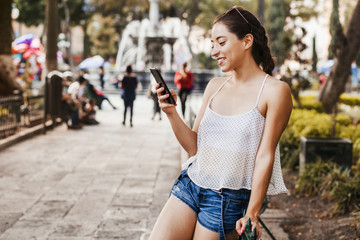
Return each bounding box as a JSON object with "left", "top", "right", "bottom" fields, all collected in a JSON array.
[
  {"left": 317, "top": 60, "right": 334, "bottom": 74},
  {"left": 317, "top": 59, "right": 358, "bottom": 74},
  {"left": 78, "top": 55, "right": 104, "bottom": 69}
]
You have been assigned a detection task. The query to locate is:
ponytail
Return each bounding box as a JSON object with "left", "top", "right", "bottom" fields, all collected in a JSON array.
[{"left": 251, "top": 25, "right": 275, "bottom": 76}]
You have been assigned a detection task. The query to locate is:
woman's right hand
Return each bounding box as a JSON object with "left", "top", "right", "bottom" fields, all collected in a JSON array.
[{"left": 156, "top": 83, "right": 177, "bottom": 115}]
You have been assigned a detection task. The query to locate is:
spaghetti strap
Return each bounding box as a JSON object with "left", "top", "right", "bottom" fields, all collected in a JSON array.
[
  {"left": 208, "top": 75, "right": 232, "bottom": 105},
  {"left": 255, "top": 74, "right": 269, "bottom": 108}
]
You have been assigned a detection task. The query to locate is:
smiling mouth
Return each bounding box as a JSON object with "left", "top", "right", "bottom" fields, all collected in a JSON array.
[{"left": 217, "top": 58, "right": 225, "bottom": 65}]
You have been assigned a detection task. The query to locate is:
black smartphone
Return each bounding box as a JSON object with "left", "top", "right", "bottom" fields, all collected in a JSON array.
[{"left": 149, "top": 67, "right": 176, "bottom": 105}]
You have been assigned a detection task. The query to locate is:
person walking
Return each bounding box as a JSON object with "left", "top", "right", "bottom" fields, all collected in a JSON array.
[
  {"left": 174, "top": 62, "right": 194, "bottom": 117},
  {"left": 119, "top": 65, "right": 138, "bottom": 127},
  {"left": 98, "top": 65, "right": 105, "bottom": 90},
  {"left": 149, "top": 6, "right": 292, "bottom": 240}
]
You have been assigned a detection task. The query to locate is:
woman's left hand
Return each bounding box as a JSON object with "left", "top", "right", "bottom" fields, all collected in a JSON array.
[{"left": 235, "top": 215, "right": 262, "bottom": 239}]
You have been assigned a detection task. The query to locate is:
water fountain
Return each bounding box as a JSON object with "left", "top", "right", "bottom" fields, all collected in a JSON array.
[
  {"left": 115, "top": 0, "right": 191, "bottom": 72},
  {"left": 114, "top": 0, "right": 216, "bottom": 93}
]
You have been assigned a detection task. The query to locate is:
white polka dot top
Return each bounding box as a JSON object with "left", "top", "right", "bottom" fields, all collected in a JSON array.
[{"left": 183, "top": 74, "right": 288, "bottom": 195}]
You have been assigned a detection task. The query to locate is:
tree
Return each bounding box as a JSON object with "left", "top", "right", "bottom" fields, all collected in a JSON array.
[
  {"left": 45, "top": 0, "right": 58, "bottom": 72},
  {"left": 15, "top": 0, "right": 89, "bottom": 60},
  {"left": 257, "top": 0, "right": 265, "bottom": 24},
  {"left": 265, "top": 0, "right": 319, "bottom": 66},
  {"left": 87, "top": 14, "right": 118, "bottom": 57},
  {"left": 312, "top": 35, "right": 318, "bottom": 72},
  {"left": 328, "top": 0, "right": 345, "bottom": 59},
  {"left": 265, "top": 0, "right": 291, "bottom": 66},
  {"left": 14, "top": 0, "right": 46, "bottom": 27},
  {"left": 318, "top": 0, "right": 360, "bottom": 113},
  {"left": 0, "top": 0, "right": 21, "bottom": 95}
]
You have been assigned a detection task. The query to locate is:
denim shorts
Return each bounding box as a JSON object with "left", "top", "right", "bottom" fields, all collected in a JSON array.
[{"left": 170, "top": 169, "right": 251, "bottom": 239}]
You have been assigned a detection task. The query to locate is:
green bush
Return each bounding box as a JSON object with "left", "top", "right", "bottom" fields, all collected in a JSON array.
[
  {"left": 297, "top": 95, "right": 324, "bottom": 112},
  {"left": 280, "top": 108, "right": 359, "bottom": 170},
  {"left": 296, "top": 160, "right": 360, "bottom": 214},
  {"left": 331, "top": 174, "right": 360, "bottom": 214},
  {"left": 297, "top": 93, "right": 360, "bottom": 108},
  {"left": 339, "top": 94, "right": 360, "bottom": 106},
  {"left": 295, "top": 159, "right": 333, "bottom": 196},
  {"left": 280, "top": 109, "right": 332, "bottom": 169}
]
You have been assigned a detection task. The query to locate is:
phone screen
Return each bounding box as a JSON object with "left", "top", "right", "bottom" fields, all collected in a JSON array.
[{"left": 150, "top": 68, "right": 176, "bottom": 105}]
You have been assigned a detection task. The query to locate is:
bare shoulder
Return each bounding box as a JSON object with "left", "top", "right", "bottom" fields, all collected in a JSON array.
[
  {"left": 208, "top": 76, "right": 229, "bottom": 88},
  {"left": 265, "top": 76, "right": 290, "bottom": 90},
  {"left": 203, "top": 76, "right": 230, "bottom": 96},
  {"left": 263, "top": 76, "right": 292, "bottom": 108},
  {"left": 264, "top": 76, "right": 291, "bottom": 98}
]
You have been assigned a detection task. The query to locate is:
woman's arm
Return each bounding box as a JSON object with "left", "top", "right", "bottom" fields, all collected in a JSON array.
[
  {"left": 157, "top": 78, "right": 222, "bottom": 156},
  {"left": 236, "top": 80, "right": 293, "bottom": 236}
]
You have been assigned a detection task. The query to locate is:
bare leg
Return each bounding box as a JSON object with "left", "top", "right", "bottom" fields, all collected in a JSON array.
[
  {"left": 149, "top": 195, "right": 197, "bottom": 240},
  {"left": 193, "top": 220, "right": 240, "bottom": 240},
  {"left": 193, "top": 221, "right": 218, "bottom": 240}
]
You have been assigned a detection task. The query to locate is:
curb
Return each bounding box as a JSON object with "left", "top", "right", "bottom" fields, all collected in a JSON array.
[{"left": 0, "top": 120, "right": 60, "bottom": 152}]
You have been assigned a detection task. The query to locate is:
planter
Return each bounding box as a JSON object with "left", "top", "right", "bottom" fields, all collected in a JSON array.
[{"left": 299, "top": 136, "right": 353, "bottom": 171}]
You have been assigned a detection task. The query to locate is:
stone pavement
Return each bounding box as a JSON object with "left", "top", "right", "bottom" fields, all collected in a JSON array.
[{"left": 0, "top": 94, "right": 289, "bottom": 240}]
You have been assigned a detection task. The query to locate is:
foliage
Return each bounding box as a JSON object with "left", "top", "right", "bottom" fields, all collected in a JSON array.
[
  {"left": 338, "top": 94, "right": 360, "bottom": 106},
  {"left": 93, "top": 0, "right": 148, "bottom": 36},
  {"left": 318, "top": 0, "right": 360, "bottom": 114},
  {"left": 170, "top": 0, "right": 256, "bottom": 31},
  {"left": 280, "top": 107, "right": 356, "bottom": 170},
  {"left": 312, "top": 36, "right": 317, "bottom": 72},
  {"left": 295, "top": 160, "right": 360, "bottom": 214},
  {"left": 330, "top": 172, "right": 360, "bottom": 214},
  {"left": 14, "top": 0, "right": 46, "bottom": 27},
  {"left": 196, "top": 52, "right": 217, "bottom": 69},
  {"left": 295, "top": 94, "right": 360, "bottom": 111},
  {"left": 296, "top": 95, "right": 323, "bottom": 112},
  {"left": 14, "top": 0, "right": 86, "bottom": 27},
  {"left": 265, "top": 0, "right": 291, "bottom": 66},
  {"left": 280, "top": 109, "right": 330, "bottom": 169},
  {"left": 328, "top": 0, "right": 345, "bottom": 59},
  {"left": 295, "top": 160, "right": 334, "bottom": 196},
  {"left": 87, "top": 14, "right": 118, "bottom": 57}
]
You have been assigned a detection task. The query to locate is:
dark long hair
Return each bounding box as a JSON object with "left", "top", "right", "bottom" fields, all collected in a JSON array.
[
  {"left": 126, "top": 65, "right": 133, "bottom": 74},
  {"left": 213, "top": 6, "right": 275, "bottom": 75}
]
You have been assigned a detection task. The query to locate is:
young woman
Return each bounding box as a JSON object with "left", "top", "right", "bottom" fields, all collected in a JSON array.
[{"left": 149, "top": 6, "right": 292, "bottom": 240}]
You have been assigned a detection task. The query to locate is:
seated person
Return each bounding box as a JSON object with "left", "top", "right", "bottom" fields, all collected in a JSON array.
[
  {"left": 82, "top": 99, "right": 99, "bottom": 125},
  {"left": 62, "top": 76, "right": 82, "bottom": 129},
  {"left": 84, "top": 81, "right": 117, "bottom": 110}
]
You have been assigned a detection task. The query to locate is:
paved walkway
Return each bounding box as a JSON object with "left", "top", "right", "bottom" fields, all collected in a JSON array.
[{"left": 0, "top": 94, "right": 288, "bottom": 240}]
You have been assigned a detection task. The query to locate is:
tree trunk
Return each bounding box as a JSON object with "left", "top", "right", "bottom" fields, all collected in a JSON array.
[
  {"left": 63, "top": 0, "right": 74, "bottom": 72},
  {"left": 318, "top": 0, "right": 360, "bottom": 113},
  {"left": 258, "top": 0, "right": 265, "bottom": 24},
  {"left": 45, "top": 0, "right": 58, "bottom": 73},
  {"left": 0, "top": 0, "right": 21, "bottom": 95}
]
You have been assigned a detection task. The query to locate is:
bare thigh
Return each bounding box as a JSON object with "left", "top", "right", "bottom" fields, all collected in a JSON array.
[
  {"left": 148, "top": 195, "right": 197, "bottom": 240},
  {"left": 193, "top": 221, "right": 240, "bottom": 240}
]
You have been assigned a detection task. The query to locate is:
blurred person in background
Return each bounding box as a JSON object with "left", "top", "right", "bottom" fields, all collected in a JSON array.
[
  {"left": 174, "top": 62, "right": 194, "bottom": 117},
  {"left": 119, "top": 65, "right": 138, "bottom": 127}
]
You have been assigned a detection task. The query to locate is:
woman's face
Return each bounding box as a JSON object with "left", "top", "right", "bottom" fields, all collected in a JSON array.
[{"left": 211, "top": 22, "right": 245, "bottom": 72}]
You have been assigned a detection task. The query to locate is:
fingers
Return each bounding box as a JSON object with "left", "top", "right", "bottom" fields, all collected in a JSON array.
[
  {"left": 155, "top": 86, "right": 177, "bottom": 114},
  {"left": 156, "top": 86, "right": 176, "bottom": 104},
  {"left": 235, "top": 218, "right": 247, "bottom": 236},
  {"left": 236, "top": 217, "right": 262, "bottom": 239}
]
